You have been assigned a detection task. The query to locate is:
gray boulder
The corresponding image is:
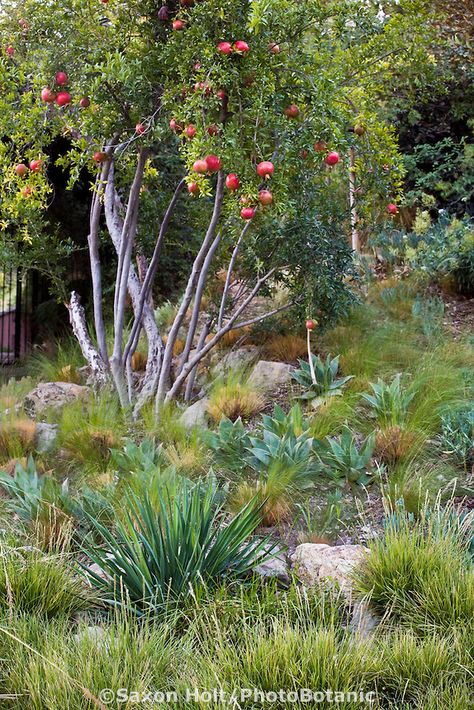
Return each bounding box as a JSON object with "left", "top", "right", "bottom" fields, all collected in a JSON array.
[
  {"left": 179, "top": 397, "right": 210, "bottom": 429},
  {"left": 291, "top": 543, "right": 367, "bottom": 593},
  {"left": 254, "top": 544, "right": 290, "bottom": 585},
  {"left": 248, "top": 360, "right": 293, "bottom": 392},
  {"left": 214, "top": 346, "right": 260, "bottom": 375},
  {"left": 291, "top": 543, "right": 379, "bottom": 636},
  {"left": 35, "top": 422, "right": 58, "bottom": 453},
  {"left": 23, "top": 382, "right": 90, "bottom": 418}
]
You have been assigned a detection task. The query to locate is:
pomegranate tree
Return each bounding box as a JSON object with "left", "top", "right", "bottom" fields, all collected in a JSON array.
[{"left": 0, "top": 0, "right": 430, "bottom": 414}]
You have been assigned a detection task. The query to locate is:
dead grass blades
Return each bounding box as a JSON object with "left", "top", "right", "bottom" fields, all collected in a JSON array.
[
  {"left": 263, "top": 334, "right": 308, "bottom": 362},
  {"left": 208, "top": 375, "right": 265, "bottom": 423}
]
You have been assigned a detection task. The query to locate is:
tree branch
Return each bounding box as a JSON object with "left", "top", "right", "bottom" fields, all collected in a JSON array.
[
  {"left": 104, "top": 162, "right": 165, "bottom": 412},
  {"left": 164, "top": 266, "right": 281, "bottom": 402},
  {"left": 184, "top": 318, "right": 212, "bottom": 402},
  {"left": 177, "top": 229, "right": 222, "bottom": 380},
  {"left": 156, "top": 172, "right": 225, "bottom": 406},
  {"left": 110, "top": 148, "right": 149, "bottom": 405},
  {"left": 87, "top": 140, "right": 117, "bottom": 362},
  {"left": 122, "top": 177, "right": 186, "bottom": 367},
  {"left": 68, "top": 291, "right": 109, "bottom": 385},
  {"left": 217, "top": 219, "right": 253, "bottom": 330},
  {"left": 231, "top": 300, "right": 297, "bottom": 330}
]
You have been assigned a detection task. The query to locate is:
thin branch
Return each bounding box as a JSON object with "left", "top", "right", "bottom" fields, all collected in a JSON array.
[
  {"left": 122, "top": 177, "right": 186, "bottom": 366},
  {"left": 348, "top": 145, "right": 360, "bottom": 252},
  {"left": 104, "top": 163, "right": 165, "bottom": 409},
  {"left": 165, "top": 266, "right": 281, "bottom": 402},
  {"left": 110, "top": 148, "right": 149, "bottom": 404},
  {"left": 231, "top": 300, "right": 297, "bottom": 330},
  {"left": 217, "top": 219, "right": 253, "bottom": 330},
  {"left": 68, "top": 291, "right": 109, "bottom": 385},
  {"left": 342, "top": 48, "right": 403, "bottom": 85},
  {"left": 184, "top": 318, "right": 212, "bottom": 402},
  {"left": 177, "top": 230, "right": 222, "bottom": 379},
  {"left": 156, "top": 172, "right": 225, "bottom": 406},
  {"left": 87, "top": 138, "right": 117, "bottom": 361}
]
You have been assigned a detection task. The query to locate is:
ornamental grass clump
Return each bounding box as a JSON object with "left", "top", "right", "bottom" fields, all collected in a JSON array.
[
  {"left": 207, "top": 373, "right": 265, "bottom": 423},
  {"left": 0, "top": 417, "right": 37, "bottom": 461},
  {"left": 353, "top": 500, "right": 474, "bottom": 632},
  {"left": 0, "top": 536, "right": 94, "bottom": 617}
]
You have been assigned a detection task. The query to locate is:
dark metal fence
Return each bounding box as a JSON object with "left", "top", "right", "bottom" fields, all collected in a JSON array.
[{"left": 0, "top": 266, "right": 40, "bottom": 364}]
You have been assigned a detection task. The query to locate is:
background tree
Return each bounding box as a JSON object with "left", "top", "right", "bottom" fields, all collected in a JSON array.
[
  {"left": 383, "top": 0, "right": 474, "bottom": 217},
  {"left": 0, "top": 0, "right": 433, "bottom": 415}
]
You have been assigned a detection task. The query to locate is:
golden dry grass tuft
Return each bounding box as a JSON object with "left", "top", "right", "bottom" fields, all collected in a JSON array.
[
  {"left": 214, "top": 327, "right": 250, "bottom": 350},
  {"left": 162, "top": 336, "right": 185, "bottom": 357},
  {"left": 32, "top": 507, "right": 76, "bottom": 552},
  {"left": 207, "top": 380, "right": 265, "bottom": 423},
  {"left": 0, "top": 458, "right": 27, "bottom": 477},
  {"left": 230, "top": 481, "right": 292, "bottom": 527},
  {"left": 58, "top": 365, "right": 81, "bottom": 384},
  {"left": 131, "top": 351, "right": 148, "bottom": 372},
  {"left": 164, "top": 441, "right": 208, "bottom": 476},
  {"left": 263, "top": 334, "right": 308, "bottom": 362},
  {"left": 88, "top": 429, "right": 120, "bottom": 460},
  {"left": 374, "top": 426, "right": 418, "bottom": 465},
  {"left": 297, "top": 530, "right": 333, "bottom": 545},
  {"left": 0, "top": 419, "right": 37, "bottom": 460}
]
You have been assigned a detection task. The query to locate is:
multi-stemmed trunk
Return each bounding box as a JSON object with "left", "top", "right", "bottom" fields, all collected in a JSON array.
[{"left": 68, "top": 149, "right": 294, "bottom": 417}]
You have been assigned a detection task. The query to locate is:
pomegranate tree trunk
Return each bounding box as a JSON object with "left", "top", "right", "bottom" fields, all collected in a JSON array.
[
  {"left": 155, "top": 172, "right": 225, "bottom": 408},
  {"left": 349, "top": 146, "right": 360, "bottom": 253}
]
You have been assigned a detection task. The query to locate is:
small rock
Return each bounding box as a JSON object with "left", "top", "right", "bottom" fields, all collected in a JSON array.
[
  {"left": 248, "top": 360, "right": 293, "bottom": 392},
  {"left": 23, "top": 382, "right": 90, "bottom": 418},
  {"left": 350, "top": 600, "right": 379, "bottom": 638},
  {"left": 35, "top": 422, "right": 58, "bottom": 453},
  {"left": 254, "top": 544, "right": 290, "bottom": 585},
  {"left": 179, "top": 397, "right": 210, "bottom": 429},
  {"left": 86, "top": 562, "right": 109, "bottom": 581},
  {"left": 291, "top": 543, "right": 368, "bottom": 593},
  {"left": 214, "top": 346, "right": 260, "bottom": 375},
  {"left": 73, "top": 626, "right": 106, "bottom": 645}
]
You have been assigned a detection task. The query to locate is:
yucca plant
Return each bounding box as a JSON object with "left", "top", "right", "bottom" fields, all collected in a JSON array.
[
  {"left": 316, "top": 427, "right": 376, "bottom": 487},
  {"left": 82, "top": 481, "right": 273, "bottom": 614},
  {"left": 292, "top": 354, "right": 354, "bottom": 408},
  {"left": 362, "top": 374, "right": 415, "bottom": 427}
]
